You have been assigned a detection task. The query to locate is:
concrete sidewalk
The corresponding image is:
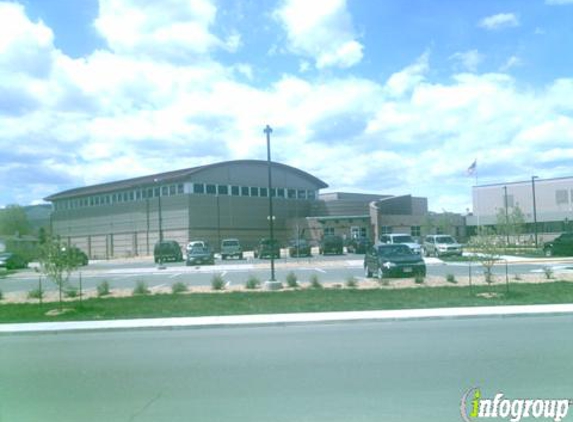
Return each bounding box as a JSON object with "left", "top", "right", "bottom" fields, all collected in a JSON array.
[{"left": 2, "top": 303, "right": 573, "bottom": 335}]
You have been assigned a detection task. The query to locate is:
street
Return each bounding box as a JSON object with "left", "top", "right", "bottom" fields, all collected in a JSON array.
[
  {"left": 1, "top": 253, "right": 572, "bottom": 294},
  {"left": 1, "top": 315, "right": 572, "bottom": 422}
]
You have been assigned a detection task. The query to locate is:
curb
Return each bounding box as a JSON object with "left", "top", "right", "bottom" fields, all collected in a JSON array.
[{"left": 2, "top": 304, "right": 573, "bottom": 335}]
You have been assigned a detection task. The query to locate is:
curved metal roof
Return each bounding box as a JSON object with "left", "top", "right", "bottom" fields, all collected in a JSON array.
[{"left": 45, "top": 160, "right": 328, "bottom": 201}]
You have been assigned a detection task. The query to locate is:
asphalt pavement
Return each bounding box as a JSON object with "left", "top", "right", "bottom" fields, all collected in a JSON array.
[
  {"left": 2, "top": 253, "right": 573, "bottom": 294},
  {"left": 2, "top": 314, "right": 573, "bottom": 422}
]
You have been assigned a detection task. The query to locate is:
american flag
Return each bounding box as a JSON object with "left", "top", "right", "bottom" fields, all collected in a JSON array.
[{"left": 467, "top": 159, "right": 477, "bottom": 175}]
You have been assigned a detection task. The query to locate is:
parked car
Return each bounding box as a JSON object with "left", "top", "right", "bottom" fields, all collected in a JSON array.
[
  {"left": 543, "top": 233, "right": 573, "bottom": 257},
  {"left": 186, "top": 240, "right": 207, "bottom": 253},
  {"left": 364, "top": 244, "right": 426, "bottom": 279},
  {"left": 0, "top": 252, "right": 28, "bottom": 270},
  {"left": 423, "top": 235, "right": 463, "bottom": 257},
  {"left": 319, "top": 235, "right": 344, "bottom": 255},
  {"left": 221, "top": 238, "right": 243, "bottom": 260},
  {"left": 254, "top": 238, "right": 280, "bottom": 259},
  {"left": 67, "top": 246, "right": 89, "bottom": 266},
  {"left": 379, "top": 233, "right": 422, "bottom": 255},
  {"left": 153, "top": 240, "right": 183, "bottom": 263},
  {"left": 186, "top": 245, "right": 215, "bottom": 266},
  {"left": 288, "top": 239, "right": 312, "bottom": 257},
  {"left": 346, "top": 237, "right": 372, "bottom": 254}
]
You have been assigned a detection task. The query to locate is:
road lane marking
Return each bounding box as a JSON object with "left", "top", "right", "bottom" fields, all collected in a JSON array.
[
  {"left": 169, "top": 273, "right": 182, "bottom": 279},
  {"left": 314, "top": 268, "right": 327, "bottom": 273}
]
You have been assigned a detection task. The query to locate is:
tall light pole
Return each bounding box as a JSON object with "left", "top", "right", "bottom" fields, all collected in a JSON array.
[
  {"left": 503, "top": 185, "right": 510, "bottom": 245},
  {"left": 264, "top": 124, "right": 280, "bottom": 289},
  {"left": 531, "top": 176, "right": 538, "bottom": 248},
  {"left": 154, "top": 178, "right": 163, "bottom": 242}
]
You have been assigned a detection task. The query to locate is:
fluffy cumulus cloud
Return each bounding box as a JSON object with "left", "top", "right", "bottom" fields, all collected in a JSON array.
[
  {"left": 2, "top": 0, "right": 573, "bottom": 213},
  {"left": 478, "top": 13, "right": 520, "bottom": 30},
  {"left": 274, "top": 0, "right": 363, "bottom": 69},
  {"left": 94, "top": 0, "right": 238, "bottom": 59}
]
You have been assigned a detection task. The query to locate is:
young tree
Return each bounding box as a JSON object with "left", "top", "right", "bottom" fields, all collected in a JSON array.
[
  {"left": 422, "top": 212, "right": 458, "bottom": 236},
  {"left": 39, "top": 237, "right": 82, "bottom": 309},
  {"left": 468, "top": 227, "right": 500, "bottom": 284},
  {"left": 495, "top": 207, "right": 510, "bottom": 246},
  {"left": 510, "top": 205, "right": 526, "bottom": 244}
]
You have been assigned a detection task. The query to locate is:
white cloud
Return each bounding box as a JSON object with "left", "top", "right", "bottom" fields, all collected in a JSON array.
[
  {"left": 274, "top": 0, "right": 364, "bottom": 69},
  {"left": 384, "top": 51, "right": 429, "bottom": 97},
  {"left": 478, "top": 13, "right": 520, "bottom": 30},
  {"left": 94, "top": 0, "right": 227, "bottom": 59},
  {"left": 3, "top": 1, "right": 573, "bottom": 215},
  {"left": 0, "top": 2, "right": 56, "bottom": 83},
  {"left": 449, "top": 50, "right": 484, "bottom": 73}
]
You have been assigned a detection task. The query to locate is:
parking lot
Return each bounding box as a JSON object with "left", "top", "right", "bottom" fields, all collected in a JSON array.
[{"left": 3, "top": 248, "right": 573, "bottom": 295}]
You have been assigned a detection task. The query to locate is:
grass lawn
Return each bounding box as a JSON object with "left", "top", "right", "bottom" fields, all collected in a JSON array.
[{"left": 2, "top": 281, "right": 573, "bottom": 324}]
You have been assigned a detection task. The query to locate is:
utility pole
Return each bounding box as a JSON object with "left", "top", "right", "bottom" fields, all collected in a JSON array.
[{"left": 531, "top": 176, "right": 538, "bottom": 248}]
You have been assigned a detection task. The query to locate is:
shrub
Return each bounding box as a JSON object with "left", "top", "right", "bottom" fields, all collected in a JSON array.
[
  {"left": 245, "top": 275, "right": 261, "bottom": 290},
  {"left": 28, "top": 287, "right": 44, "bottom": 299},
  {"left": 97, "top": 280, "right": 110, "bottom": 297},
  {"left": 446, "top": 273, "right": 457, "bottom": 284},
  {"left": 64, "top": 287, "right": 78, "bottom": 298},
  {"left": 415, "top": 274, "right": 425, "bottom": 284},
  {"left": 309, "top": 274, "right": 323, "bottom": 289},
  {"left": 543, "top": 266, "right": 554, "bottom": 280},
  {"left": 286, "top": 272, "right": 299, "bottom": 288},
  {"left": 133, "top": 280, "right": 150, "bottom": 295},
  {"left": 211, "top": 274, "right": 226, "bottom": 291},
  {"left": 171, "top": 282, "right": 188, "bottom": 294},
  {"left": 346, "top": 276, "right": 358, "bottom": 288}
]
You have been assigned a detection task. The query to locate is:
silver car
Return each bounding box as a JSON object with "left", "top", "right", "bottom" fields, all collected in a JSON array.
[
  {"left": 379, "top": 234, "right": 422, "bottom": 255},
  {"left": 423, "top": 235, "right": 463, "bottom": 257}
]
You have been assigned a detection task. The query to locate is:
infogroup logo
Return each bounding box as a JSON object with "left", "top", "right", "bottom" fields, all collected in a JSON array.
[{"left": 460, "top": 388, "right": 572, "bottom": 422}]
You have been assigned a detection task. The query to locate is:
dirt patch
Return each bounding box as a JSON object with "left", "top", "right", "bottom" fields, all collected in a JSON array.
[
  {"left": 1, "top": 272, "right": 572, "bottom": 305},
  {"left": 45, "top": 308, "right": 76, "bottom": 316}
]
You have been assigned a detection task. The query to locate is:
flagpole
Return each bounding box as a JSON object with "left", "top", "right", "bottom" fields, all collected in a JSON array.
[{"left": 475, "top": 165, "right": 480, "bottom": 234}]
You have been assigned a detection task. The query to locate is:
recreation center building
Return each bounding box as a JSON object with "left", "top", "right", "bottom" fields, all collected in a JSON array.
[{"left": 45, "top": 160, "right": 450, "bottom": 259}]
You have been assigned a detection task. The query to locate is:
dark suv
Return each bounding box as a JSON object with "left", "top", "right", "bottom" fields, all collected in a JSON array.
[
  {"left": 254, "top": 238, "right": 280, "bottom": 259},
  {"left": 288, "top": 239, "right": 312, "bottom": 257},
  {"left": 153, "top": 240, "right": 183, "bottom": 263},
  {"left": 543, "top": 233, "right": 573, "bottom": 257},
  {"left": 319, "top": 235, "right": 344, "bottom": 255}
]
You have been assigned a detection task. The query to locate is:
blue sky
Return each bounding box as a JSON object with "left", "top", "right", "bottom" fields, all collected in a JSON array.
[{"left": 1, "top": 0, "right": 573, "bottom": 212}]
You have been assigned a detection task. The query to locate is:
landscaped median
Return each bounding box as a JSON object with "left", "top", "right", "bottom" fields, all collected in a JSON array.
[{"left": 2, "top": 277, "right": 573, "bottom": 324}]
